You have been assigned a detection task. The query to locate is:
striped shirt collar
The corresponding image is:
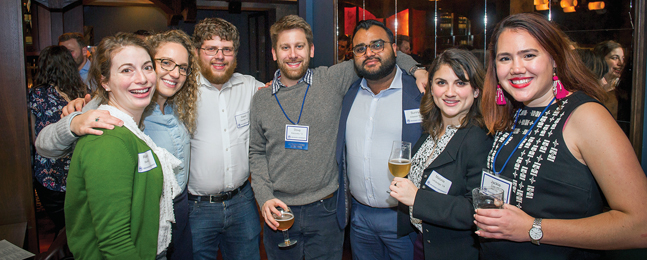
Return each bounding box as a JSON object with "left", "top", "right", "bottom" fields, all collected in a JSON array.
[{"left": 271, "top": 68, "right": 313, "bottom": 95}]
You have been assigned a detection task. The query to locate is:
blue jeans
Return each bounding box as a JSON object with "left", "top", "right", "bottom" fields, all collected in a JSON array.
[
  {"left": 189, "top": 183, "right": 261, "bottom": 260},
  {"left": 350, "top": 198, "right": 414, "bottom": 260},
  {"left": 168, "top": 187, "right": 193, "bottom": 260},
  {"left": 263, "top": 194, "right": 344, "bottom": 260}
]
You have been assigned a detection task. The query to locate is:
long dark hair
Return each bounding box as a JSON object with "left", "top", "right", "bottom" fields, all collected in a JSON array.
[
  {"left": 34, "top": 45, "right": 88, "bottom": 99},
  {"left": 481, "top": 13, "right": 605, "bottom": 134},
  {"left": 421, "top": 48, "right": 485, "bottom": 139}
]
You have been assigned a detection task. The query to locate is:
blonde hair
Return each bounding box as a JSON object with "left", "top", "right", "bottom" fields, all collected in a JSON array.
[
  {"left": 146, "top": 30, "right": 199, "bottom": 135},
  {"left": 90, "top": 33, "right": 154, "bottom": 105},
  {"left": 270, "top": 15, "right": 313, "bottom": 49}
]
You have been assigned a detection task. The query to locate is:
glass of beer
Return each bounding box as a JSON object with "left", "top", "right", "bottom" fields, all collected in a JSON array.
[
  {"left": 273, "top": 207, "right": 297, "bottom": 247},
  {"left": 388, "top": 141, "right": 412, "bottom": 193},
  {"left": 388, "top": 141, "right": 412, "bottom": 178}
]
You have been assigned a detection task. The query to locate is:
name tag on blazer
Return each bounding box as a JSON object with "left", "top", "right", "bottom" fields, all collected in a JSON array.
[
  {"left": 404, "top": 109, "right": 423, "bottom": 124},
  {"left": 425, "top": 170, "right": 452, "bottom": 194}
]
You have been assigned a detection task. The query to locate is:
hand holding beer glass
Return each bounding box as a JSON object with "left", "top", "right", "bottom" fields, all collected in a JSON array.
[
  {"left": 272, "top": 207, "right": 297, "bottom": 247},
  {"left": 388, "top": 141, "right": 412, "bottom": 193}
]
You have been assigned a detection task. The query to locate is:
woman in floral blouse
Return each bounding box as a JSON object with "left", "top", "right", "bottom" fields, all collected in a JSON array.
[{"left": 29, "top": 45, "right": 88, "bottom": 234}]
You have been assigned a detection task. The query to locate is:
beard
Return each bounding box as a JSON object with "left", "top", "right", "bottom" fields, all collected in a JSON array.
[
  {"left": 278, "top": 57, "right": 310, "bottom": 81},
  {"left": 355, "top": 53, "right": 396, "bottom": 81},
  {"left": 200, "top": 57, "right": 237, "bottom": 85}
]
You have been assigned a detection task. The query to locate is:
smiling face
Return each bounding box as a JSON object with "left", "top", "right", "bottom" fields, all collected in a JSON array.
[
  {"left": 103, "top": 45, "right": 156, "bottom": 120},
  {"left": 198, "top": 36, "right": 237, "bottom": 86},
  {"left": 352, "top": 26, "right": 397, "bottom": 81},
  {"left": 431, "top": 64, "right": 478, "bottom": 126},
  {"left": 495, "top": 28, "right": 556, "bottom": 107},
  {"left": 604, "top": 47, "right": 625, "bottom": 80},
  {"left": 272, "top": 28, "right": 314, "bottom": 86},
  {"left": 155, "top": 42, "right": 189, "bottom": 101}
]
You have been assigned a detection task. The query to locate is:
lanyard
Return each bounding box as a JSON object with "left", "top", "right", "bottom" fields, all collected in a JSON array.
[
  {"left": 275, "top": 83, "right": 310, "bottom": 125},
  {"left": 492, "top": 97, "right": 556, "bottom": 175}
]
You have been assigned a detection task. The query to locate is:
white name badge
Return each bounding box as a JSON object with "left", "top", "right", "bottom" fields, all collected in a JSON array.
[
  {"left": 480, "top": 169, "right": 512, "bottom": 204},
  {"left": 285, "top": 125, "right": 309, "bottom": 150},
  {"left": 404, "top": 109, "right": 423, "bottom": 124},
  {"left": 425, "top": 170, "right": 452, "bottom": 195},
  {"left": 138, "top": 150, "right": 158, "bottom": 172},
  {"left": 235, "top": 111, "right": 250, "bottom": 128}
]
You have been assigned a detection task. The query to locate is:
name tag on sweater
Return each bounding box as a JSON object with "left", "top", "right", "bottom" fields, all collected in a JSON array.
[
  {"left": 404, "top": 109, "right": 422, "bottom": 124},
  {"left": 285, "top": 125, "right": 309, "bottom": 150},
  {"left": 138, "top": 150, "right": 158, "bottom": 172}
]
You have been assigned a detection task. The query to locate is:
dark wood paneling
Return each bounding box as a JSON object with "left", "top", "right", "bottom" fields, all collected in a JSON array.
[
  {"left": 632, "top": 0, "right": 646, "bottom": 158},
  {"left": 0, "top": 0, "right": 38, "bottom": 254},
  {"left": 63, "top": 4, "right": 84, "bottom": 34}
]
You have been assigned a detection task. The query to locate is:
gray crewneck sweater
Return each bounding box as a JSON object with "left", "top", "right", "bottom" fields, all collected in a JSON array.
[{"left": 250, "top": 55, "right": 417, "bottom": 206}]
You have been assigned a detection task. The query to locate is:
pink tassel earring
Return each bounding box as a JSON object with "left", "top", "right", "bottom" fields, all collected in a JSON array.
[
  {"left": 496, "top": 84, "right": 507, "bottom": 105},
  {"left": 552, "top": 70, "right": 569, "bottom": 99}
]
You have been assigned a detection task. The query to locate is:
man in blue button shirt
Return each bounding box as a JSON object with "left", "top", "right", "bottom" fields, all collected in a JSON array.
[
  {"left": 335, "top": 20, "right": 423, "bottom": 260},
  {"left": 58, "top": 32, "right": 91, "bottom": 90}
]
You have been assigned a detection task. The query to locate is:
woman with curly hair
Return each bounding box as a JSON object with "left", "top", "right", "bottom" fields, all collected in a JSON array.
[
  {"left": 34, "top": 30, "right": 199, "bottom": 260},
  {"left": 29, "top": 45, "right": 89, "bottom": 235},
  {"left": 141, "top": 29, "right": 199, "bottom": 259}
]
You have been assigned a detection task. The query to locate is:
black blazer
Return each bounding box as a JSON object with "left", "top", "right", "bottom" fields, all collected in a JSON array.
[{"left": 397, "top": 124, "right": 493, "bottom": 260}]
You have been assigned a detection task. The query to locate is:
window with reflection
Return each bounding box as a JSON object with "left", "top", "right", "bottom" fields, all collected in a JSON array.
[{"left": 337, "top": 0, "right": 637, "bottom": 138}]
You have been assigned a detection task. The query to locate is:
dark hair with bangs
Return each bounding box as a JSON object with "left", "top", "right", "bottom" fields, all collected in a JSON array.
[
  {"left": 481, "top": 13, "right": 605, "bottom": 134},
  {"left": 422, "top": 48, "right": 485, "bottom": 139}
]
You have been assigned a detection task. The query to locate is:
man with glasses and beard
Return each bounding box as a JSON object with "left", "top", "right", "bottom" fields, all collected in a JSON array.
[
  {"left": 249, "top": 15, "right": 427, "bottom": 259},
  {"left": 188, "top": 17, "right": 264, "bottom": 260},
  {"left": 335, "top": 19, "right": 423, "bottom": 260}
]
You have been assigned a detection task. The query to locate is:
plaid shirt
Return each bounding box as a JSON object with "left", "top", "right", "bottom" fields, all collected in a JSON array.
[{"left": 271, "top": 68, "right": 313, "bottom": 95}]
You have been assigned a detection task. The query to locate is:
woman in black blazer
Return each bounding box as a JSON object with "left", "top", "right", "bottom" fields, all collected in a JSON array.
[{"left": 389, "top": 48, "right": 492, "bottom": 260}]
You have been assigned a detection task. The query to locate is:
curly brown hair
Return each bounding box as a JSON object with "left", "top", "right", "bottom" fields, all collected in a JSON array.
[
  {"left": 481, "top": 13, "right": 605, "bottom": 134},
  {"left": 421, "top": 48, "right": 485, "bottom": 139},
  {"left": 270, "top": 15, "right": 313, "bottom": 49},
  {"left": 146, "top": 30, "right": 199, "bottom": 135},
  {"left": 192, "top": 18, "right": 240, "bottom": 53},
  {"left": 90, "top": 32, "right": 154, "bottom": 105}
]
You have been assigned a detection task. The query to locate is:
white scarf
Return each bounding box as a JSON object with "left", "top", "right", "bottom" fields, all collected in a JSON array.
[{"left": 97, "top": 105, "right": 181, "bottom": 255}]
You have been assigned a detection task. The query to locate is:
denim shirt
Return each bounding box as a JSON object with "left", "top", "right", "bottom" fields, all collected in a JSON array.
[{"left": 143, "top": 103, "right": 190, "bottom": 191}]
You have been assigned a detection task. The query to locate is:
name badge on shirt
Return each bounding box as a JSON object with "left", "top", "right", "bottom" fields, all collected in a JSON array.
[
  {"left": 425, "top": 170, "right": 452, "bottom": 195},
  {"left": 404, "top": 109, "right": 423, "bottom": 124},
  {"left": 285, "top": 125, "right": 309, "bottom": 150},
  {"left": 480, "top": 169, "right": 512, "bottom": 204},
  {"left": 235, "top": 111, "right": 250, "bottom": 128},
  {"left": 138, "top": 150, "right": 157, "bottom": 172}
]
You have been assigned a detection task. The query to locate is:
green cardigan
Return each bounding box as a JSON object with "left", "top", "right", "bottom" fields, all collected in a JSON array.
[{"left": 65, "top": 126, "right": 162, "bottom": 260}]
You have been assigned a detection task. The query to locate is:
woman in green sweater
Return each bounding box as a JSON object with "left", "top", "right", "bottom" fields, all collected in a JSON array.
[{"left": 65, "top": 33, "right": 181, "bottom": 260}]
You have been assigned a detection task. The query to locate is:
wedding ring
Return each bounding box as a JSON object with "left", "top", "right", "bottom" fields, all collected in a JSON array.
[{"left": 95, "top": 117, "right": 100, "bottom": 122}]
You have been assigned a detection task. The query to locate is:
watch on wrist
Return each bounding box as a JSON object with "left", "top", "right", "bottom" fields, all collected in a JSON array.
[
  {"left": 409, "top": 64, "right": 426, "bottom": 75},
  {"left": 529, "top": 218, "right": 543, "bottom": 245}
]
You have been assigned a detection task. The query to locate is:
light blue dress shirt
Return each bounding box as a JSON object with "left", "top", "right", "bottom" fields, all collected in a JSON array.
[
  {"left": 346, "top": 67, "right": 403, "bottom": 208},
  {"left": 79, "top": 60, "right": 92, "bottom": 90},
  {"left": 143, "top": 103, "right": 191, "bottom": 191}
]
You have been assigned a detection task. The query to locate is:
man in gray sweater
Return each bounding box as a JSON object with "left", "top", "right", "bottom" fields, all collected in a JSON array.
[{"left": 249, "top": 15, "right": 426, "bottom": 260}]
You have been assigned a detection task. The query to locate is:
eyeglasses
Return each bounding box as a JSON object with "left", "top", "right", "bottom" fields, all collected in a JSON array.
[
  {"left": 352, "top": 40, "right": 391, "bottom": 56},
  {"left": 155, "top": 59, "right": 190, "bottom": 76},
  {"left": 200, "top": 47, "right": 235, "bottom": 56}
]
